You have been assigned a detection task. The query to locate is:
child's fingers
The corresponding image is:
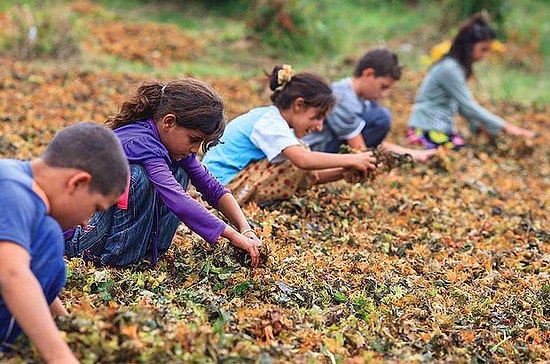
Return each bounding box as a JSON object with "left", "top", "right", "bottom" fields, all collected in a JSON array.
[
  {"left": 250, "top": 245, "right": 260, "bottom": 267},
  {"left": 243, "top": 231, "right": 262, "bottom": 245}
]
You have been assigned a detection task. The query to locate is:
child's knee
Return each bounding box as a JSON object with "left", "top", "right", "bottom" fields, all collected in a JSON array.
[
  {"left": 128, "top": 164, "right": 153, "bottom": 201},
  {"left": 366, "top": 106, "right": 392, "bottom": 132}
]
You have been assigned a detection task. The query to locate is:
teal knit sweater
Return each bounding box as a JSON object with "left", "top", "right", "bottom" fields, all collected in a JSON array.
[{"left": 408, "top": 57, "right": 504, "bottom": 136}]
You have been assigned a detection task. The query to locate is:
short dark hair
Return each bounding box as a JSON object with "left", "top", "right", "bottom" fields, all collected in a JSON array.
[
  {"left": 353, "top": 48, "right": 402, "bottom": 80},
  {"left": 42, "top": 122, "right": 128, "bottom": 196}
]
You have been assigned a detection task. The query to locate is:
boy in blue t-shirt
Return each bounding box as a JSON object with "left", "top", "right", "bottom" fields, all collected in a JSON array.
[{"left": 0, "top": 122, "right": 128, "bottom": 362}]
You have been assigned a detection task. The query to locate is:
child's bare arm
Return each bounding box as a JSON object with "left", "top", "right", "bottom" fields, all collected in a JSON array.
[
  {"left": 502, "top": 123, "right": 535, "bottom": 138},
  {"left": 346, "top": 134, "right": 367, "bottom": 151},
  {"left": 283, "top": 145, "right": 377, "bottom": 172},
  {"left": 217, "top": 194, "right": 258, "bottom": 237},
  {"left": 314, "top": 168, "right": 346, "bottom": 184},
  {"left": 0, "top": 241, "right": 78, "bottom": 363}
]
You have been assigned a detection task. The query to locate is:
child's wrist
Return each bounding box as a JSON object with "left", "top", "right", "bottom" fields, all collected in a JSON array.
[{"left": 240, "top": 228, "right": 255, "bottom": 236}]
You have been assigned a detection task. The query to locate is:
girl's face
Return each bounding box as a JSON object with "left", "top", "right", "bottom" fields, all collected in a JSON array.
[
  {"left": 472, "top": 40, "right": 493, "bottom": 62},
  {"left": 158, "top": 114, "right": 207, "bottom": 160},
  {"left": 286, "top": 101, "right": 326, "bottom": 138}
]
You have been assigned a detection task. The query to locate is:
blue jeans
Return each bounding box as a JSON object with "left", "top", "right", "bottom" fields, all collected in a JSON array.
[
  {"left": 65, "top": 164, "right": 189, "bottom": 267},
  {"left": 324, "top": 102, "right": 391, "bottom": 153},
  {"left": 0, "top": 314, "right": 19, "bottom": 351}
]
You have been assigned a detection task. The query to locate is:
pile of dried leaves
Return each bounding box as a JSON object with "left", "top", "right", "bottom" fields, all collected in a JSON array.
[{"left": 0, "top": 2, "right": 548, "bottom": 363}]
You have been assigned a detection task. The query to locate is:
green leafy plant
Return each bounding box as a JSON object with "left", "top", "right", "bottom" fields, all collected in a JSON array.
[
  {"left": 439, "top": 0, "right": 508, "bottom": 35},
  {"left": 0, "top": 2, "right": 80, "bottom": 59},
  {"left": 245, "top": 0, "right": 333, "bottom": 57}
]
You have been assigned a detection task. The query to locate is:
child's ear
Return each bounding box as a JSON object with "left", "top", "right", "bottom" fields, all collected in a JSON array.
[
  {"left": 293, "top": 97, "right": 306, "bottom": 111},
  {"left": 362, "top": 67, "right": 376, "bottom": 78},
  {"left": 68, "top": 172, "right": 92, "bottom": 194},
  {"left": 161, "top": 114, "right": 177, "bottom": 129}
]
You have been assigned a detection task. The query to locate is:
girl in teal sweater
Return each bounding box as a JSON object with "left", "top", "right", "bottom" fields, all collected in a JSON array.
[{"left": 407, "top": 13, "right": 534, "bottom": 150}]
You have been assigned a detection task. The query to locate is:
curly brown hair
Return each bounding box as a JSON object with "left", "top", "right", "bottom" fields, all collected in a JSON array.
[{"left": 106, "top": 78, "right": 226, "bottom": 153}]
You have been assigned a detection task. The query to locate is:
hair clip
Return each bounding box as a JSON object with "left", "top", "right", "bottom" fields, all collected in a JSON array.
[{"left": 276, "top": 64, "right": 295, "bottom": 91}]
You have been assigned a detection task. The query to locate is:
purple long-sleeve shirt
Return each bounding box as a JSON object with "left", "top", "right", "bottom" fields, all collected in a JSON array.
[{"left": 115, "top": 119, "right": 229, "bottom": 244}]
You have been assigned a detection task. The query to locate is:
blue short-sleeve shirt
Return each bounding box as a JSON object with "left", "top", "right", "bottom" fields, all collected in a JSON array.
[{"left": 0, "top": 160, "right": 66, "bottom": 348}]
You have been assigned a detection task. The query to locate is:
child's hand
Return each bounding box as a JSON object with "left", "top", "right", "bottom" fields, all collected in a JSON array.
[
  {"left": 242, "top": 229, "right": 262, "bottom": 245},
  {"left": 503, "top": 123, "right": 536, "bottom": 139},
  {"left": 230, "top": 232, "right": 262, "bottom": 268},
  {"left": 348, "top": 150, "right": 378, "bottom": 173}
]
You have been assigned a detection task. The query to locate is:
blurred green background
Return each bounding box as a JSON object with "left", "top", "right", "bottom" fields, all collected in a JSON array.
[{"left": 1, "top": 0, "right": 548, "bottom": 105}]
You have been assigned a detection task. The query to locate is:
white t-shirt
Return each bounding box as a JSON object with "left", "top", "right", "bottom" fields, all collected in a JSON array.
[{"left": 202, "top": 105, "right": 301, "bottom": 185}]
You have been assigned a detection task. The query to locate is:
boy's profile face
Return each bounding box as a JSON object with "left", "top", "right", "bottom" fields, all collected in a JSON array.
[
  {"left": 51, "top": 179, "right": 120, "bottom": 229},
  {"left": 358, "top": 70, "right": 395, "bottom": 101}
]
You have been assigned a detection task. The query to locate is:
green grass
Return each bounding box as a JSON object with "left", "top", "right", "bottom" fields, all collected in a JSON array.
[
  {"left": 322, "top": 1, "right": 441, "bottom": 55},
  {"left": 1, "top": 0, "right": 548, "bottom": 105},
  {"left": 474, "top": 62, "right": 550, "bottom": 106},
  {"left": 97, "top": 0, "right": 549, "bottom": 105},
  {"left": 504, "top": 0, "right": 550, "bottom": 53},
  {"left": 97, "top": 0, "right": 241, "bottom": 30}
]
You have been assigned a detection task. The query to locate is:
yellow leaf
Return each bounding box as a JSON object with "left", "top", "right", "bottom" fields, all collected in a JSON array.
[{"left": 120, "top": 324, "right": 139, "bottom": 340}]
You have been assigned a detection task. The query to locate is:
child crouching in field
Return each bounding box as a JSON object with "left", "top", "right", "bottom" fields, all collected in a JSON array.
[
  {"left": 302, "top": 48, "right": 436, "bottom": 163},
  {"left": 0, "top": 123, "right": 128, "bottom": 362},
  {"left": 202, "top": 65, "right": 377, "bottom": 206},
  {"left": 65, "top": 78, "right": 262, "bottom": 268},
  {"left": 407, "top": 13, "right": 535, "bottom": 150}
]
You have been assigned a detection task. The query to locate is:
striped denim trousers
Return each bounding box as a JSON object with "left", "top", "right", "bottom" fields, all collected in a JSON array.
[{"left": 65, "top": 164, "right": 188, "bottom": 267}]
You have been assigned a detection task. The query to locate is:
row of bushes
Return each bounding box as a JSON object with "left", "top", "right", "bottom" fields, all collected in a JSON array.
[
  {"left": 247, "top": 0, "right": 509, "bottom": 57},
  {"left": 0, "top": 0, "right": 526, "bottom": 61}
]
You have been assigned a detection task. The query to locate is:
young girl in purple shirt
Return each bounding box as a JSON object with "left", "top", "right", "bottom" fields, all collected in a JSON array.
[{"left": 65, "top": 78, "right": 261, "bottom": 267}]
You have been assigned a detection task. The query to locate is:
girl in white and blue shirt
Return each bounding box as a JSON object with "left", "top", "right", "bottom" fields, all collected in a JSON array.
[{"left": 203, "top": 65, "right": 378, "bottom": 205}]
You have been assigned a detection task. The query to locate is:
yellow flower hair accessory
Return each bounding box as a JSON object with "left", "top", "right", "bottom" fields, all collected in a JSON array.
[{"left": 276, "top": 64, "right": 295, "bottom": 91}]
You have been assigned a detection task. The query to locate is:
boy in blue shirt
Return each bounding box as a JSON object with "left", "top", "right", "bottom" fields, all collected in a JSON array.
[{"left": 0, "top": 122, "right": 128, "bottom": 362}]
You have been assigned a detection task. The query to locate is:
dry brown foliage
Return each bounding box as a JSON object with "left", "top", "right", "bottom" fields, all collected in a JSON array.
[{"left": 0, "top": 3, "right": 548, "bottom": 363}]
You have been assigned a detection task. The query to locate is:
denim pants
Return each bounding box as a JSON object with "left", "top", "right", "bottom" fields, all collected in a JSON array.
[
  {"left": 324, "top": 102, "right": 392, "bottom": 153},
  {"left": 0, "top": 314, "right": 19, "bottom": 351},
  {"left": 65, "top": 164, "right": 189, "bottom": 267}
]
